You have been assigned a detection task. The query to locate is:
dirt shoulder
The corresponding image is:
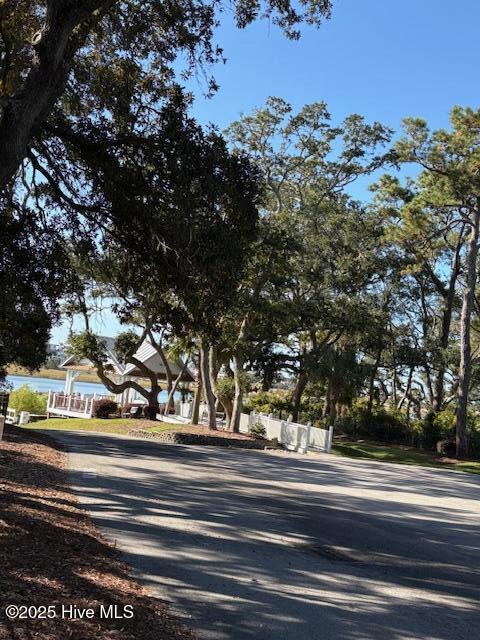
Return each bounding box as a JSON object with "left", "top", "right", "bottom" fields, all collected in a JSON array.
[{"left": 0, "top": 425, "right": 195, "bottom": 640}]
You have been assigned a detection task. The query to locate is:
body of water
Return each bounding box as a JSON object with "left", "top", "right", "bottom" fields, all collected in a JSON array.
[{"left": 7, "top": 375, "right": 174, "bottom": 402}]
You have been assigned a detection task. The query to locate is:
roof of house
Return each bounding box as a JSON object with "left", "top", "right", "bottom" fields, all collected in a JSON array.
[{"left": 60, "top": 336, "right": 194, "bottom": 383}]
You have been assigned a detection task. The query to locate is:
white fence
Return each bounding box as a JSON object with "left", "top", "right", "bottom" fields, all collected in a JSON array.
[
  {"left": 47, "top": 391, "right": 112, "bottom": 419},
  {"left": 240, "top": 411, "right": 333, "bottom": 454},
  {"left": 175, "top": 400, "right": 193, "bottom": 419},
  {"left": 159, "top": 402, "right": 334, "bottom": 454},
  {"left": 47, "top": 392, "right": 95, "bottom": 418}
]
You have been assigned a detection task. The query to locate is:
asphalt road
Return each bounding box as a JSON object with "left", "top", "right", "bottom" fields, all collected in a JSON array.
[{"left": 43, "top": 430, "right": 480, "bottom": 640}]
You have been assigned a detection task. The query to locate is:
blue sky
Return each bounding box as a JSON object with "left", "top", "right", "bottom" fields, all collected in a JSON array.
[{"left": 51, "top": 0, "right": 480, "bottom": 343}]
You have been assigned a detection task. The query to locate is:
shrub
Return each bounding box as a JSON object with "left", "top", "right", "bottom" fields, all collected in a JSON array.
[
  {"left": 250, "top": 420, "right": 266, "bottom": 439},
  {"left": 337, "top": 402, "right": 413, "bottom": 444},
  {"left": 419, "top": 408, "right": 459, "bottom": 450},
  {"left": 364, "top": 409, "right": 411, "bottom": 443},
  {"left": 9, "top": 385, "right": 47, "bottom": 414},
  {"left": 92, "top": 398, "right": 118, "bottom": 418},
  {"left": 469, "top": 429, "right": 480, "bottom": 459}
]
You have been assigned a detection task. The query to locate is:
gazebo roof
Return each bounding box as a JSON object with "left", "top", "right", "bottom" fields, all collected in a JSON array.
[
  {"left": 60, "top": 336, "right": 194, "bottom": 383},
  {"left": 122, "top": 340, "right": 193, "bottom": 381}
]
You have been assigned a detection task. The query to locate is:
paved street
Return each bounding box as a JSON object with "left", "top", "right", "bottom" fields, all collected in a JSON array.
[{"left": 44, "top": 430, "right": 480, "bottom": 640}]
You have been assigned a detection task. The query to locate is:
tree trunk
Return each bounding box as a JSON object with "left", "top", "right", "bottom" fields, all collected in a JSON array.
[
  {"left": 219, "top": 397, "right": 233, "bottom": 430},
  {"left": 230, "top": 353, "right": 244, "bottom": 433},
  {"left": 329, "top": 389, "right": 339, "bottom": 425},
  {"left": 323, "top": 379, "right": 332, "bottom": 419},
  {"left": 367, "top": 348, "right": 382, "bottom": 415},
  {"left": 200, "top": 341, "right": 216, "bottom": 430},
  {"left": 456, "top": 208, "right": 479, "bottom": 458},
  {"left": 191, "top": 353, "right": 202, "bottom": 425},
  {"left": 145, "top": 388, "right": 160, "bottom": 420},
  {"left": 391, "top": 367, "right": 397, "bottom": 406},
  {"left": 432, "top": 287, "right": 457, "bottom": 412},
  {"left": 430, "top": 227, "right": 463, "bottom": 413},
  {"left": 397, "top": 367, "right": 414, "bottom": 411},
  {"left": 230, "top": 314, "right": 250, "bottom": 433},
  {"left": 163, "top": 357, "right": 189, "bottom": 416},
  {"left": 96, "top": 351, "right": 161, "bottom": 420},
  {"left": 148, "top": 332, "right": 173, "bottom": 397},
  {"left": 261, "top": 361, "right": 275, "bottom": 391},
  {"left": 291, "top": 370, "right": 307, "bottom": 423}
]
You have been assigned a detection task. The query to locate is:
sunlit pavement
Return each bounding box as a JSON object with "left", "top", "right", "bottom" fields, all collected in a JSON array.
[{"left": 43, "top": 430, "right": 480, "bottom": 640}]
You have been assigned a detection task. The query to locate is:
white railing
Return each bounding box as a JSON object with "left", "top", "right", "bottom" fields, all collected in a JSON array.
[
  {"left": 157, "top": 402, "right": 334, "bottom": 453},
  {"left": 240, "top": 411, "right": 334, "bottom": 454},
  {"left": 6, "top": 407, "right": 17, "bottom": 424},
  {"left": 174, "top": 401, "right": 193, "bottom": 419},
  {"left": 47, "top": 391, "right": 98, "bottom": 418}
]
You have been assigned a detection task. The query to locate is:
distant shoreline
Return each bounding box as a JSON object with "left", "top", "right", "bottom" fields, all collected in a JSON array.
[
  {"left": 7, "top": 367, "right": 101, "bottom": 384},
  {"left": 7, "top": 368, "right": 154, "bottom": 388}
]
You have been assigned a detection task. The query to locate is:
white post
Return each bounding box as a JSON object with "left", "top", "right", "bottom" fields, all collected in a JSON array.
[
  {"left": 64, "top": 370, "right": 71, "bottom": 395},
  {"left": 19, "top": 411, "right": 30, "bottom": 425},
  {"left": 267, "top": 413, "right": 273, "bottom": 440},
  {"left": 305, "top": 421, "right": 312, "bottom": 453},
  {"left": 327, "top": 425, "right": 334, "bottom": 453}
]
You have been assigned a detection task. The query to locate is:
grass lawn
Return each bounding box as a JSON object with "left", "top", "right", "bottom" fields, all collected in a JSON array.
[
  {"left": 332, "top": 440, "right": 480, "bottom": 475},
  {"left": 23, "top": 417, "right": 184, "bottom": 435}
]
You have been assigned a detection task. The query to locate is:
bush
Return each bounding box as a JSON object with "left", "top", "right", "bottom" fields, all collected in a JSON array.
[
  {"left": 469, "top": 429, "right": 480, "bottom": 459},
  {"left": 92, "top": 398, "right": 118, "bottom": 418},
  {"left": 419, "top": 408, "right": 461, "bottom": 450},
  {"left": 337, "top": 402, "right": 413, "bottom": 444},
  {"left": 250, "top": 420, "right": 266, "bottom": 440},
  {"left": 9, "top": 385, "right": 47, "bottom": 414}
]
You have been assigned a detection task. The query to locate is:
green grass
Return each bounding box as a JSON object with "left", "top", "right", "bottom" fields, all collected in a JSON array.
[
  {"left": 22, "top": 417, "right": 184, "bottom": 435},
  {"left": 332, "top": 440, "right": 480, "bottom": 475}
]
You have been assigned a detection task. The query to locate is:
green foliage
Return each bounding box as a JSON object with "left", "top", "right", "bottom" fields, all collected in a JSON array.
[
  {"left": 44, "top": 356, "right": 62, "bottom": 369},
  {"left": 92, "top": 399, "right": 118, "bottom": 419},
  {"left": 297, "top": 397, "right": 325, "bottom": 426},
  {"left": 250, "top": 420, "right": 267, "bottom": 440},
  {"left": 433, "top": 407, "right": 457, "bottom": 432},
  {"left": 0, "top": 205, "right": 70, "bottom": 381},
  {"left": 244, "top": 389, "right": 325, "bottom": 425},
  {"left": 67, "top": 332, "right": 108, "bottom": 366},
  {"left": 9, "top": 385, "right": 47, "bottom": 415},
  {"left": 114, "top": 332, "right": 140, "bottom": 362},
  {"left": 215, "top": 377, "right": 235, "bottom": 401},
  {"left": 244, "top": 390, "right": 292, "bottom": 416},
  {"left": 337, "top": 402, "right": 413, "bottom": 444}
]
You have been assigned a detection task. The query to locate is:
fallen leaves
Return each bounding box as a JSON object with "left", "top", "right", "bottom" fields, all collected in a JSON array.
[{"left": 0, "top": 426, "right": 195, "bottom": 640}]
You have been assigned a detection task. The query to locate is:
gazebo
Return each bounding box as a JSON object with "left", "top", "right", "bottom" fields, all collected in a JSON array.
[{"left": 47, "top": 337, "right": 194, "bottom": 418}]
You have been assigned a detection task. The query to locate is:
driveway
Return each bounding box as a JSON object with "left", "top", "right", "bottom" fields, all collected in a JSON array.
[{"left": 44, "top": 430, "right": 480, "bottom": 640}]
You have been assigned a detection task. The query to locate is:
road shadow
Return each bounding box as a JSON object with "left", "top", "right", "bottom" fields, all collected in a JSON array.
[{"left": 49, "top": 430, "right": 480, "bottom": 640}]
